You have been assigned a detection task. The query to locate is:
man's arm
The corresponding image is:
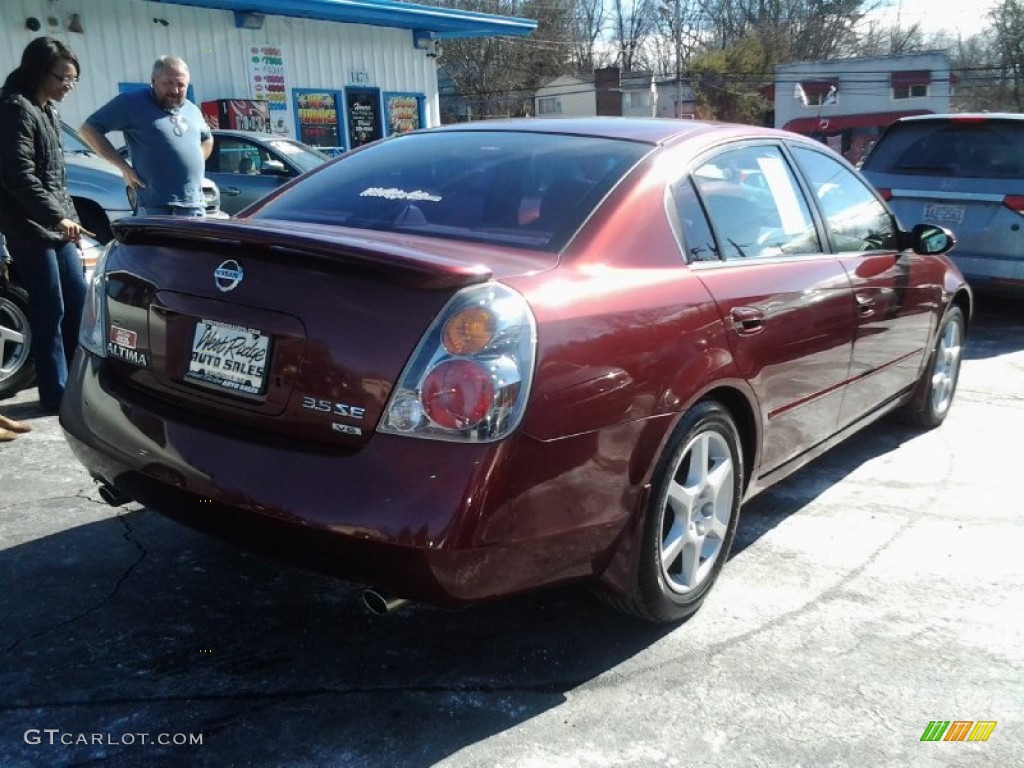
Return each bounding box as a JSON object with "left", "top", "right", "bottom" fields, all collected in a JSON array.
[
  {"left": 78, "top": 122, "right": 145, "bottom": 189},
  {"left": 201, "top": 134, "right": 214, "bottom": 161}
]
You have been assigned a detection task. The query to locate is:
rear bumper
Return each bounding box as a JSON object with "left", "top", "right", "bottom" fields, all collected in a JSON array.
[
  {"left": 60, "top": 353, "right": 631, "bottom": 605},
  {"left": 946, "top": 252, "right": 1024, "bottom": 295}
]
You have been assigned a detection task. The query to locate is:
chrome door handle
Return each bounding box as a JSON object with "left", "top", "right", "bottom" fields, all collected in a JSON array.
[{"left": 731, "top": 306, "right": 765, "bottom": 335}]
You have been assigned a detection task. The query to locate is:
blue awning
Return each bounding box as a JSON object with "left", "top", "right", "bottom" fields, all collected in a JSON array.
[{"left": 150, "top": 0, "right": 537, "bottom": 38}]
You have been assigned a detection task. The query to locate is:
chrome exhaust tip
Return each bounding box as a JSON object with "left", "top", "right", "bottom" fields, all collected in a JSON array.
[
  {"left": 362, "top": 589, "right": 408, "bottom": 616},
  {"left": 97, "top": 483, "right": 130, "bottom": 507}
]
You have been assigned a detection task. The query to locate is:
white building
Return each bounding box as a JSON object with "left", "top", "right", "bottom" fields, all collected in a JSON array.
[
  {"left": 534, "top": 68, "right": 695, "bottom": 120},
  {"left": 774, "top": 51, "right": 952, "bottom": 163},
  {"left": 1, "top": 0, "right": 534, "bottom": 152}
]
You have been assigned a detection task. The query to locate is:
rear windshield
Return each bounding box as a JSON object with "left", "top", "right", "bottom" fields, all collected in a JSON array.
[
  {"left": 252, "top": 131, "right": 651, "bottom": 251},
  {"left": 862, "top": 119, "right": 1024, "bottom": 179}
]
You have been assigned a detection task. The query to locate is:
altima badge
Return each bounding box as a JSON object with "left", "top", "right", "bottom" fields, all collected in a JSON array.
[{"left": 214, "top": 260, "right": 244, "bottom": 292}]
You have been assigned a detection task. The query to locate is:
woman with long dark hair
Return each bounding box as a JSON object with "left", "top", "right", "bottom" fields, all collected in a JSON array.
[{"left": 0, "top": 37, "right": 91, "bottom": 413}]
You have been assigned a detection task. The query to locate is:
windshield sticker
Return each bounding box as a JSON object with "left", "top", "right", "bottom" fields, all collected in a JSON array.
[
  {"left": 107, "top": 325, "right": 149, "bottom": 367},
  {"left": 109, "top": 325, "right": 138, "bottom": 349},
  {"left": 360, "top": 187, "right": 442, "bottom": 203}
]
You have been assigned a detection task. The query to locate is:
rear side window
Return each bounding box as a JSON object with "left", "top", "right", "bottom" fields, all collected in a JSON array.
[
  {"left": 862, "top": 119, "right": 1024, "bottom": 179},
  {"left": 253, "top": 131, "right": 650, "bottom": 251}
]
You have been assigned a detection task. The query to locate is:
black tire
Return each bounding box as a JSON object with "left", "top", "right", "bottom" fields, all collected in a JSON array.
[
  {"left": 901, "top": 305, "right": 965, "bottom": 429},
  {"left": 0, "top": 282, "right": 35, "bottom": 399},
  {"left": 604, "top": 400, "right": 744, "bottom": 623}
]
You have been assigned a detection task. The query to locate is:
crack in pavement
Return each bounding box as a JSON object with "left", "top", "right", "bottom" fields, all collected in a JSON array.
[{"left": 2, "top": 512, "right": 148, "bottom": 654}]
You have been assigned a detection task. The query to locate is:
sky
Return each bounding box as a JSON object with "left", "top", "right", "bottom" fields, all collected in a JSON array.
[{"left": 866, "top": 0, "right": 1003, "bottom": 38}]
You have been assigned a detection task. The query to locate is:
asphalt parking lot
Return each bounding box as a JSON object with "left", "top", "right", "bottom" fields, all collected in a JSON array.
[{"left": 1, "top": 295, "right": 1021, "bottom": 768}]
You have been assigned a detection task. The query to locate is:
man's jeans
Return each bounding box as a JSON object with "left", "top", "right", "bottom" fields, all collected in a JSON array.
[{"left": 4, "top": 234, "right": 86, "bottom": 411}]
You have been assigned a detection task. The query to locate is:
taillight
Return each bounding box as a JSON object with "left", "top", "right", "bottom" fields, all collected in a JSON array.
[
  {"left": 1003, "top": 195, "right": 1024, "bottom": 213},
  {"left": 422, "top": 359, "right": 494, "bottom": 429},
  {"left": 875, "top": 187, "right": 892, "bottom": 201},
  {"left": 78, "top": 239, "right": 116, "bottom": 358},
  {"left": 381, "top": 282, "right": 537, "bottom": 442}
]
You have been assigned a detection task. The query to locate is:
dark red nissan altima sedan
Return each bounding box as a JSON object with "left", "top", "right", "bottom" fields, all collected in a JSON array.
[{"left": 61, "top": 118, "right": 971, "bottom": 623}]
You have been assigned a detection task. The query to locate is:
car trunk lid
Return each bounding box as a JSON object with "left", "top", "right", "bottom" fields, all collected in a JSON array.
[{"left": 101, "top": 218, "right": 551, "bottom": 447}]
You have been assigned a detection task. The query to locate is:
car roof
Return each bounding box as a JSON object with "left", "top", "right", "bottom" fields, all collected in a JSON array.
[
  {"left": 430, "top": 117, "right": 799, "bottom": 147},
  {"left": 212, "top": 129, "right": 304, "bottom": 143},
  {"left": 894, "top": 112, "right": 1024, "bottom": 124}
]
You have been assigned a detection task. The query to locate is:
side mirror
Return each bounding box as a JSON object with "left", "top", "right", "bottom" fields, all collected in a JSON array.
[
  {"left": 260, "top": 160, "right": 289, "bottom": 176},
  {"left": 910, "top": 223, "right": 955, "bottom": 255}
]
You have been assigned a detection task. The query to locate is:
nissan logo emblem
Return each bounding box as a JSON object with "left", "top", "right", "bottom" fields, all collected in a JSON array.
[{"left": 214, "top": 259, "right": 244, "bottom": 292}]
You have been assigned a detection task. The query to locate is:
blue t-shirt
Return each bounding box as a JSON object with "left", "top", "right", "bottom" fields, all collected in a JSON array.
[{"left": 85, "top": 89, "right": 211, "bottom": 211}]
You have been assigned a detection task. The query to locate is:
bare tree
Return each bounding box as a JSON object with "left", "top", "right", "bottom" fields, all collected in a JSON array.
[
  {"left": 649, "top": 0, "right": 707, "bottom": 77},
  {"left": 696, "top": 0, "right": 868, "bottom": 59},
  {"left": 431, "top": 0, "right": 569, "bottom": 119},
  {"left": 990, "top": 0, "right": 1024, "bottom": 109},
  {"left": 570, "top": 0, "right": 611, "bottom": 73},
  {"left": 611, "top": 0, "right": 659, "bottom": 70}
]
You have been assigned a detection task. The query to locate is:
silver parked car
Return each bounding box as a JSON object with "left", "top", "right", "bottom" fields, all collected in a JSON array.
[
  {"left": 860, "top": 113, "right": 1024, "bottom": 295},
  {"left": 205, "top": 129, "right": 329, "bottom": 214},
  {"left": 63, "top": 122, "right": 226, "bottom": 239},
  {"left": 0, "top": 126, "right": 226, "bottom": 399},
  {"left": 62, "top": 124, "right": 133, "bottom": 242}
]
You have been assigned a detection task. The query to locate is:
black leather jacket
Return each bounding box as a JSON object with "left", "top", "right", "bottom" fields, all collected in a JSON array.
[{"left": 0, "top": 89, "right": 79, "bottom": 243}]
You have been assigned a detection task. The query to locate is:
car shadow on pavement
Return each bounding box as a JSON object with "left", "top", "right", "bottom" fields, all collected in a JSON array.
[
  {"left": 730, "top": 416, "right": 919, "bottom": 559},
  {"left": 965, "top": 290, "right": 1024, "bottom": 359},
  {"left": 0, "top": 505, "right": 674, "bottom": 767}
]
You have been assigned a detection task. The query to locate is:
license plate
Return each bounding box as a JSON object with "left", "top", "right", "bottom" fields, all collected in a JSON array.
[
  {"left": 923, "top": 203, "right": 965, "bottom": 225},
  {"left": 185, "top": 319, "right": 270, "bottom": 395}
]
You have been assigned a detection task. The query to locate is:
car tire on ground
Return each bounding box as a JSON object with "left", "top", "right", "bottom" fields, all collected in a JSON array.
[
  {"left": 604, "top": 400, "right": 744, "bottom": 624},
  {"left": 0, "top": 282, "right": 35, "bottom": 399},
  {"left": 901, "top": 305, "right": 965, "bottom": 429}
]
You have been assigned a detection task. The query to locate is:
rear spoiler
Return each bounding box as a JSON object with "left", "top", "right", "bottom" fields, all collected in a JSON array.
[{"left": 112, "top": 217, "right": 493, "bottom": 291}]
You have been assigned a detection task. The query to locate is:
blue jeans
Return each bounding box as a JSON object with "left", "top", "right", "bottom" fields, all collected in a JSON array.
[{"left": 5, "top": 234, "right": 86, "bottom": 410}]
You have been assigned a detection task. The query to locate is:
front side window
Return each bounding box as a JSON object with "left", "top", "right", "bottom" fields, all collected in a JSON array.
[
  {"left": 792, "top": 146, "right": 897, "bottom": 253},
  {"left": 210, "top": 139, "right": 262, "bottom": 174},
  {"left": 685, "top": 144, "right": 820, "bottom": 261}
]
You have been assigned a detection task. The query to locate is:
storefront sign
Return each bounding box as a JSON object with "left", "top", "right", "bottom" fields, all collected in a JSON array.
[
  {"left": 385, "top": 93, "right": 423, "bottom": 135},
  {"left": 346, "top": 89, "right": 382, "bottom": 149},
  {"left": 248, "top": 44, "right": 290, "bottom": 134},
  {"left": 295, "top": 91, "right": 342, "bottom": 149}
]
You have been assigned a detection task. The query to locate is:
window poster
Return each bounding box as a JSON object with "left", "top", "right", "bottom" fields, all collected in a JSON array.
[
  {"left": 384, "top": 93, "right": 424, "bottom": 135},
  {"left": 345, "top": 89, "right": 382, "bottom": 149},
  {"left": 248, "top": 44, "right": 291, "bottom": 135},
  {"left": 295, "top": 91, "right": 342, "bottom": 149}
]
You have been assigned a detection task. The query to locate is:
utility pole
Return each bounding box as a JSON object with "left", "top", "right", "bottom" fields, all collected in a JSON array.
[
  {"left": 661, "top": 0, "right": 683, "bottom": 117},
  {"left": 674, "top": 0, "right": 682, "bottom": 117}
]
